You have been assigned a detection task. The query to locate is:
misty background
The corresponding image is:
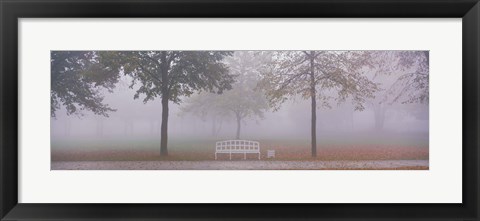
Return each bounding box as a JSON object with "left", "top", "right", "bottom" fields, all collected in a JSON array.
[
  {"left": 51, "top": 84, "right": 428, "bottom": 138},
  {"left": 51, "top": 51, "right": 428, "bottom": 158}
]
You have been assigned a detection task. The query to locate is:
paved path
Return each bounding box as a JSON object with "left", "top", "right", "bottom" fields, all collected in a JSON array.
[{"left": 51, "top": 160, "right": 428, "bottom": 170}]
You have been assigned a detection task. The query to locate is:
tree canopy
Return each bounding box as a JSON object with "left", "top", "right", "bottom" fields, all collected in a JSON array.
[
  {"left": 99, "top": 51, "right": 234, "bottom": 103},
  {"left": 50, "top": 51, "right": 119, "bottom": 118},
  {"left": 366, "top": 51, "right": 429, "bottom": 131},
  {"left": 260, "top": 51, "right": 377, "bottom": 110},
  {"left": 181, "top": 51, "right": 269, "bottom": 139},
  {"left": 388, "top": 51, "right": 429, "bottom": 104},
  {"left": 259, "top": 51, "right": 378, "bottom": 156},
  {"left": 99, "top": 51, "right": 235, "bottom": 155}
]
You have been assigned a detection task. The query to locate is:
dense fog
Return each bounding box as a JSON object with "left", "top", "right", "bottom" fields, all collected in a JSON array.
[
  {"left": 51, "top": 87, "right": 427, "bottom": 139},
  {"left": 51, "top": 51, "right": 428, "bottom": 149}
]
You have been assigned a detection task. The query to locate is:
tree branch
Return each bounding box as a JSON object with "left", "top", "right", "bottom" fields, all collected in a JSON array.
[{"left": 134, "top": 60, "right": 162, "bottom": 84}]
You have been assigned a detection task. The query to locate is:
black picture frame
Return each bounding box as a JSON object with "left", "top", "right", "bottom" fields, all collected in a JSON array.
[{"left": 1, "top": 0, "right": 479, "bottom": 220}]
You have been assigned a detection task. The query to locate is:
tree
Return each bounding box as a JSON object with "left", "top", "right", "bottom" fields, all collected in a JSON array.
[
  {"left": 100, "top": 51, "right": 234, "bottom": 156},
  {"left": 366, "top": 51, "right": 429, "bottom": 131},
  {"left": 50, "top": 51, "right": 119, "bottom": 117},
  {"left": 388, "top": 51, "right": 429, "bottom": 104},
  {"left": 259, "top": 51, "right": 377, "bottom": 157},
  {"left": 365, "top": 51, "right": 401, "bottom": 131},
  {"left": 182, "top": 84, "right": 268, "bottom": 140},
  {"left": 181, "top": 51, "right": 269, "bottom": 139},
  {"left": 180, "top": 92, "right": 228, "bottom": 137}
]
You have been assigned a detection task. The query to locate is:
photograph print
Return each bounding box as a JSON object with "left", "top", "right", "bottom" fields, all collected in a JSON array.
[{"left": 51, "top": 50, "right": 429, "bottom": 170}]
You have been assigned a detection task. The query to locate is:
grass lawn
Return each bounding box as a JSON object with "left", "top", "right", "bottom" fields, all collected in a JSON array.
[{"left": 51, "top": 134, "right": 428, "bottom": 162}]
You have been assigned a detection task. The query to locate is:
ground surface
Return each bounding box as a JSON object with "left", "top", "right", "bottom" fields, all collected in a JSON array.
[
  {"left": 52, "top": 145, "right": 429, "bottom": 161},
  {"left": 52, "top": 135, "right": 428, "bottom": 170},
  {"left": 51, "top": 160, "right": 428, "bottom": 170}
]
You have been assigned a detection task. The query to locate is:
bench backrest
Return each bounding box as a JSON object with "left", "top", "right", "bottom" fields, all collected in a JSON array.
[{"left": 216, "top": 140, "right": 260, "bottom": 151}]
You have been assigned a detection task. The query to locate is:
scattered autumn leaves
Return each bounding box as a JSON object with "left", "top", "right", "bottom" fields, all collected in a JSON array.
[{"left": 52, "top": 144, "right": 428, "bottom": 162}]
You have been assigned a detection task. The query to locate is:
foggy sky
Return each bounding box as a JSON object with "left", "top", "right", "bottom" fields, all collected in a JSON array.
[
  {"left": 51, "top": 77, "right": 428, "bottom": 140},
  {"left": 51, "top": 51, "right": 429, "bottom": 145}
]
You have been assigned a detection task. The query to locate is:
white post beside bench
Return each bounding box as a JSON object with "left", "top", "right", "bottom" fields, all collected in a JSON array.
[{"left": 215, "top": 140, "right": 260, "bottom": 160}]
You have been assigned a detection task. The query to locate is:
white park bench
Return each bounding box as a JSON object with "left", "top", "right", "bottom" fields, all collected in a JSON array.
[{"left": 215, "top": 140, "right": 260, "bottom": 160}]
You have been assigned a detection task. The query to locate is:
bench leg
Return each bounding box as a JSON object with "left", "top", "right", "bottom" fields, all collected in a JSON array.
[
  {"left": 229, "top": 152, "right": 232, "bottom": 160},
  {"left": 258, "top": 152, "right": 261, "bottom": 160}
]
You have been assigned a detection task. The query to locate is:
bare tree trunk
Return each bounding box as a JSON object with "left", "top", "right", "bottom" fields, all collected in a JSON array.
[
  {"left": 351, "top": 109, "right": 355, "bottom": 131},
  {"left": 124, "top": 120, "right": 133, "bottom": 135},
  {"left": 374, "top": 103, "right": 386, "bottom": 131},
  {"left": 96, "top": 118, "right": 104, "bottom": 137},
  {"left": 211, "top": 115, "right": 217, "bottom": 136},
  {"left": 160, "top": 96, "right": 169, "bottom": 156},
  {"left": 310, "top": 51, "right": 317, "bottom": 157},
  {"left": 217, "top": 120, "right": 223, "bottom": 135},
  {"left": 160, "top": 52, "right": 169, "bottom": 156},
  {"left": 150, "top": 120, "right": 155, "bottom": 135},
  {"left": 235, "top": 113, "right": 241, "bottom": 140},
  {"left": 65, "top": 119, "right": 71, "bottom": 136}
]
